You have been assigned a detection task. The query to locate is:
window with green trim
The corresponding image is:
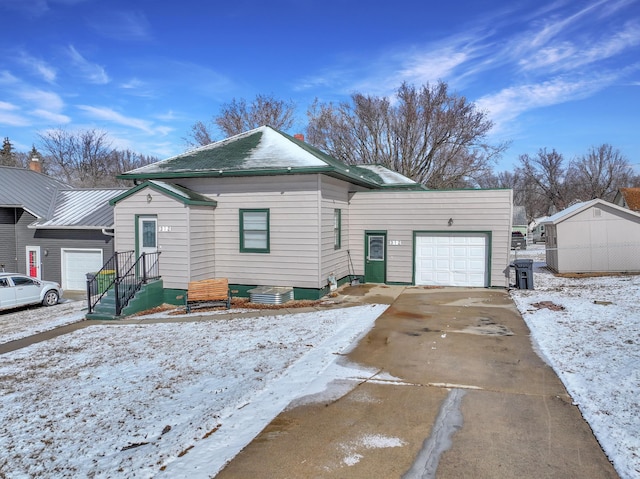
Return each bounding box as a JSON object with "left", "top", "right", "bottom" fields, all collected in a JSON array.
[
  {"left": 240, "top": 209, "right": 270, "bottom": 253},
  {"left": 334, "top": 209, "right": 342, "bottom": 250}
]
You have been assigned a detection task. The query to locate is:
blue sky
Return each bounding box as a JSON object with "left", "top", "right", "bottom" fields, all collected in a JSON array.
[{"left": 1, "top": 0, "right": 639, "bottom": 172}]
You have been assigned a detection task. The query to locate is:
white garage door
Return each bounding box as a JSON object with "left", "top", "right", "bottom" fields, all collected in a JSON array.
[
  {"left": 62, "top": 249, "right": 104, "bottom": 291},
  {"left": 415, "top": 233, "right": 487, "bottom": 287}
]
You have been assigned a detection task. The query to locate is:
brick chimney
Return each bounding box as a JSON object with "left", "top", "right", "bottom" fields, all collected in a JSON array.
[
  {"left": 29, "top": 155, "right": 42, "bottom": 173},
  {"left": 294, "top": 133, "right": 304, "bottom": 142}
]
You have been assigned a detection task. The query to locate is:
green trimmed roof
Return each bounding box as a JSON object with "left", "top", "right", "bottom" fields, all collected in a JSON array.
[
  {"left": 110, "top": 180, "right": 217, "bottom": 206},
  {"left": 119, "top": 126, "right": 424, "bottom": 190}
]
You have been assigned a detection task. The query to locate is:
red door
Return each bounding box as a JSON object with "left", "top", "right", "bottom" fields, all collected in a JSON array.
[{"left": 29, "top": 250, "right": 38, "bottom": 277}]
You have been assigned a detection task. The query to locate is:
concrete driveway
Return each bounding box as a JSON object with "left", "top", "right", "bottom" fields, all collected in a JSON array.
[{"left": 216, "top": 285, "right": 618, "bottom": 478}]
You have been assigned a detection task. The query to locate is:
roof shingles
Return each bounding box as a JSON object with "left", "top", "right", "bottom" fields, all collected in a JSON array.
[
  {"left": 619, "top": 187, "right": 640, "bottom": 211},
  {"left": 121, "top": 126, "right": 423, "bottom": 190}
]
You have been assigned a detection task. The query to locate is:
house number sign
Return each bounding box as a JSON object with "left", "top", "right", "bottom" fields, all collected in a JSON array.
[
  {"left": 389, "top": 240, "right": 402, "bottom": 246},
  {"left": 159, "top": 226, "right": 172, "bottom": 232}
]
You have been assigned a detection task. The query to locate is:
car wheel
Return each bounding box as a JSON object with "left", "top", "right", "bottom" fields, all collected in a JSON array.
[{"left": 43, "top": 290, "right": 59, "bottom": 306}]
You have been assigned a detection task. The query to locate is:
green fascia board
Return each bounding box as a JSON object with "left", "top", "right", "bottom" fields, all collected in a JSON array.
[{"left": 109, "top": 181, "right": 217, "bottom": 207}]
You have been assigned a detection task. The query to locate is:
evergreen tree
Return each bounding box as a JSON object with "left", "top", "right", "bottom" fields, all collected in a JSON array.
[{"left": 0, "top": 137, "right": 19, "bottom": 167}]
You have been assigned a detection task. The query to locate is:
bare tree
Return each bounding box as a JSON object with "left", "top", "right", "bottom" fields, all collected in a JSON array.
[
  {"left": 38, "top": 128, "right": 157, "bottom": 187},
  {"left": 38, "top": 128, "right": 112, "bottom": 187},
  {"left": 185, "top": 120, "right": 214, "bottom": 147},
  {"left": 186, "top": 94, "right": 297, "bottom": 146},
  {"left": 568, "top": 144, "right": 634, "bottom": 201},
  {"left": 518, "top": 148, "right": 571, "bottom": 214},
  {"left": 108, "top": 149, "right": 157, "bottom": 186},
  {"left": 306, "top": 81, "right": 507, "bottom": 188}
]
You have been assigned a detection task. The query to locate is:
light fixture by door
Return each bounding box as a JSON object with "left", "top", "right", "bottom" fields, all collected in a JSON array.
[
  {"left": 448, "top": 218, "right": 454, "bottom": 226},
  {"left": 147, "top": 193, "right": 152, "bottom": 203}
]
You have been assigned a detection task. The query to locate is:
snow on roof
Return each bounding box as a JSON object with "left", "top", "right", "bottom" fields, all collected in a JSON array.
[
  {"left": 242, "top": 127, "right": 327, "bottom": 169},
  {"left": 354, "top": 165, "right": 418, "bottom": 185},
  {"left": 124, "top": 126, "right": 327, "bottom": 176},
  {"left": 147, "top": 180, "right": 214, "bottom": 203}
]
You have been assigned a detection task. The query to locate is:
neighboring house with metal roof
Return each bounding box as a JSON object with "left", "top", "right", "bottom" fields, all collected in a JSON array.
[
  {"left": 542, "top": 198, "right": 640, "bottom": 273},
  {"left": 0, "top": 165, "right": 124, "bottom": 290},
  {"left": 613, "top": 187, "right": 640, "bottom": 212},
  {"left": 109, "top": 126, "right": 512, "bottom": 307}
]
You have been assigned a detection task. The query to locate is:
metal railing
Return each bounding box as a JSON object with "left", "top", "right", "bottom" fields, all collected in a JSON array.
[{"left": 87, "top": 251, "right": 160, "bottom": 316}]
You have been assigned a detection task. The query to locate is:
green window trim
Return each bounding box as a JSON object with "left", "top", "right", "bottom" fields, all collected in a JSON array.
[
  {"left": 240, "top": 209, "right": 270, "bottom": 253},
  {"left": 334, "top": 209, "right": 342, "bottom": 250}
]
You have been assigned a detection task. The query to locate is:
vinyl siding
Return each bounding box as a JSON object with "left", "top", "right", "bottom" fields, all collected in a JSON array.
[
  {"left": 188, "top": 206, "right": 215, "bottom": 281},
  {"left": 9, "top": 208, "right": 114, "bottom": 285},
  {"left": 180, "top": 175, "right": 322, "bottom": 288},
  {"left": 553, "top": 204, "right": 640, "bottom": 273},
  {"left": 320, "top": 176, "right": 351, "bottom": 284},
  {"left": 0, "top": 208, "right": 18, "bottom": 273},
  {"left": 114, "top": 189, "right": 192, "bottom": 289},
  {"left": 348, "top": 189, "right": 512, "bottom": 287}
]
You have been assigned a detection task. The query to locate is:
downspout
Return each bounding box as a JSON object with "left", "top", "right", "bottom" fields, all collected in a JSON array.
[
  {"left": 14, "top": 208, "right": 18, "bottom": 271},
  {"left": 317, "top": 175, "right": 323, "bottom": 290}
]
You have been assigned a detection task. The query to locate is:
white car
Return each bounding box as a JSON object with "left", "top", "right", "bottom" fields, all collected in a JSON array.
[{"left": 0, "top": 273, "right": 63, "bottom": 312}]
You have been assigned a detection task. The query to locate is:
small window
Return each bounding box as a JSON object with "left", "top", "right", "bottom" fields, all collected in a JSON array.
[
  {"left": 334, "top": 209, "right": 342, "bottom": 250},
  {"left": 240, "top": 209, "right": 270, "bottom": 253}
]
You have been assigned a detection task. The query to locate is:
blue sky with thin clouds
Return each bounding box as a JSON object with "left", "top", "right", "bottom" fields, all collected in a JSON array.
[{"left": 1, "top": 0, "right": 639, "bottom": 172}]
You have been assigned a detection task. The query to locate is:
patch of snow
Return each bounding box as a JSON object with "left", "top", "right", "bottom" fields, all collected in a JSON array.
[
  {"left": 510, "top": 244, "right": 640, "bottom": 479},
  {"left": 0, "top": 299, "right": 86, "bottom": 343},
  {"left": 356, "top": 164, "right": 417, "bottom": 184},
  {"left": 0, "top": 304, "right": 387, "bottom": 478},
  {"left": 339, "top": 434, "right": 405, "bottom": 467}
]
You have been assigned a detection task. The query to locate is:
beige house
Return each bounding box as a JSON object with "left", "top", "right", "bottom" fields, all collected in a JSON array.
[
  {"left": 543, "top": 199, "right": 640, "bottom": 273},
  {"left": 106, "top": 126, "right": 512, "bottom": 310}
]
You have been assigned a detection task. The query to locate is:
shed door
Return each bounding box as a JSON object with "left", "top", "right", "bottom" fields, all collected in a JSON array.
[
  {"left": 62, "top": 249, "right": 104, "bottom": 290},
  {"left": 415, "top": 233, "right": 487, "bottom": 287}
]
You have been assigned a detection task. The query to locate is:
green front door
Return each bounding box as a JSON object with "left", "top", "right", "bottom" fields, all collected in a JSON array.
[{"left": 364, "top": 232, "right": 386, "bottom": 283}]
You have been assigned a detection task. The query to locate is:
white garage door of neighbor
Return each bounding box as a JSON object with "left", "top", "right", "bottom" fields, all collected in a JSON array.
[
  {"left": 62, "top": 249, "right": 104, "bottom": 290},
  {"left": 415, "top": 233, "right": 487, "bottom": 287}
]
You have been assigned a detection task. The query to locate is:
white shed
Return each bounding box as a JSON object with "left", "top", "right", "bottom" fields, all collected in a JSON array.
[{"left": 543, "top": 199, "right": 640, "bottom": 273}]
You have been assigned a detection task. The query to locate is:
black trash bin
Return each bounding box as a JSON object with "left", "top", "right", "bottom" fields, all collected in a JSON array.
[{"left": 512, "top": 259, "right": 534, "bottom": 289}]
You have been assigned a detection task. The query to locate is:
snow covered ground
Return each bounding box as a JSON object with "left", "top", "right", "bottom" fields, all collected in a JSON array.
[
  {"left": 509, "top": 245, "right": 639, "bottom": 479},
  {"left": 0, "top": 303, "right": 389, "bottom": 478},
  {"left": 0, "top": 246, "right": 638, "bottom": 478},
  {"left": 0, "top": 298, "right": 86, "bottom": 343}
]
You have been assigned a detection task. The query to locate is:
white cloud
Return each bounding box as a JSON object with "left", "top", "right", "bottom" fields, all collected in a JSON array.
[
  {"left": 396, "top": 48, "right": 470, "bottom": 85},
  {"left": 67, "top": 45, "right": 109, "bottom": 84},
  {"left": 520, "top": 21, "right": 640, "bottom": 73},
  {"left": 18, "top": 89, "right": 65, "bottom": 111},
  {"left": 89, "top": 10, "right": 151, "bottom": 41},
  {"left": 17, "top": 50, "right": 57, "bottom": 83},
  {"left": 120, "top": 78, "right": 145, "bottom": 89},
  {"left": 476, "top": 74, "right": 616, "bottom": 133},
  {"left": 0, "top": 101, "right": 18, "bottom": 111},
  {"left": 0, "top": 70, "right": 19, "bottom": 84},
  {"left": 77, "top": 105, "right": 156, "bottom": 134},
  {"left": 0, "top": 0, "right": 90, "bottom": 17},
  {"left": 0, "top": 101, "right": 30, "bottom": 126},
  {"left": 31, "top": 108, "right": 71, "bottom": 124}
]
